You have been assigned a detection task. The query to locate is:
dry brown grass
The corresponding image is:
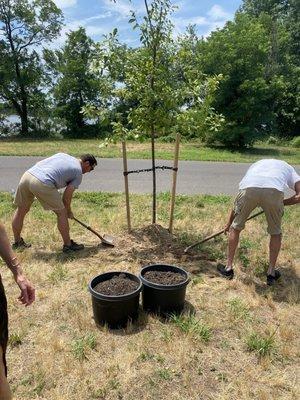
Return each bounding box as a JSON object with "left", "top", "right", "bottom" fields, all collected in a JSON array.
[{"left": 0, "top": 192, "right": 299, "bottom": 400}]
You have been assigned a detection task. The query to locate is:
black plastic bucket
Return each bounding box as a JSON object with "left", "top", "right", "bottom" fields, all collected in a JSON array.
[
  {"left": 88, "top": 271, "right": 142, "bottom": 328},
  {"left": 139, "top": 264, "right": 190, "bottom": 315}
]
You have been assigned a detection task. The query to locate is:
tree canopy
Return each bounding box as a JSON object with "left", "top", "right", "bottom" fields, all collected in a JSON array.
[{"left": 0, "top": 0, "right": 299, "bottom": 145}]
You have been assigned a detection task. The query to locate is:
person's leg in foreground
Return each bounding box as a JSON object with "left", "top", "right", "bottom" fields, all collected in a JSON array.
[
  {"left": 0, "top": 346, "right": 11, "bottom": 400},
  {"left": 0, "top": 277, "right": 11, "bottom": 400}
]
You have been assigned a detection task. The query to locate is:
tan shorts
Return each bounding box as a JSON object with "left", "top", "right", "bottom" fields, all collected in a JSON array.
[
  {"left": 14, "top": 171, "right": 65, "bottom": 211},
  {"left": 231, "top": 187, "right": 284, "bottom": 235}
]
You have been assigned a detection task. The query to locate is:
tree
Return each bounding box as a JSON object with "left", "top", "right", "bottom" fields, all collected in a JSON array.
[
  {"left": 240, "top": 0, "right": 299, "bottom": 137},
  {"left": 198, "top": 13, "right": 285, "bottom": 147},
  {"left": 0, "top": 0, "right": 63, "bottom": 136},
  {"left": 101, "top": 1, "right": 223, "bottom": 222},
  {"left": 173, "top": 25, "right": 224, "bottom": 143},
  {"left": 45, "top": 27, "right": 103, "bottom": 137}
]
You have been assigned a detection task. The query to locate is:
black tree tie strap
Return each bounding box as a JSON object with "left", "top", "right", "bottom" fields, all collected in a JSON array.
[{"left": 123, "top": 165, "right": 178, "bottom": 176}]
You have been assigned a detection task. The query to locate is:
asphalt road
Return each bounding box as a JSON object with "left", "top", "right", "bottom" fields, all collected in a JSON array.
[{"left": 0, "top": 156, "right": 299, "bottom": 195}]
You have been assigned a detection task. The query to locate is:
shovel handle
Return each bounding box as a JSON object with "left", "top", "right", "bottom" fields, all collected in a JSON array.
[
  {"left": 73, "top": 217, "right": 105, "bottom": 241},
  {"left": 184, "top": 209, "right": 264, "bottom": 253}
]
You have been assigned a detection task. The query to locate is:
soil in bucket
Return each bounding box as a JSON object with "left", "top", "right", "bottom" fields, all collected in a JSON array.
[
  {"left": 94, "top": 273, "right": 139, "bottom": 296},
  {"left": 143, "top": 270, "right": 185, "bottom": 285}
]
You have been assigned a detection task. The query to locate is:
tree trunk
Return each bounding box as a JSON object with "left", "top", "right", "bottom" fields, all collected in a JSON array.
[
  {"left": 77, "top": 91, "right": 85, "bottom": 128},
  {"left": 151, "top": 124, "right": 156, "bottom": 224},
  {"left": 5, "top": 9, "right": 29, "bottom": 136},
  {"left": 20, "top": 92, "right": 29, "bottom": 136}
]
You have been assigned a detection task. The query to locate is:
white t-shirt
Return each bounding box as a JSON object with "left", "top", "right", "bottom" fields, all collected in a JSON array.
[
  {"left": 239, "top": 159, "right": 300, "bottom": 193},
  {"left": 28, "top": 153, "right": 82, "bottom": 189}
]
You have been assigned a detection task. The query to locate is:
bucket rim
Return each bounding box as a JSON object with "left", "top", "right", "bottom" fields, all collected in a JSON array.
[
  {"left": 89, "top": 271, "right": 142, "bottom": 301},
  {"left": 139, "top": 264, "right": 190, "bottom": 290}
]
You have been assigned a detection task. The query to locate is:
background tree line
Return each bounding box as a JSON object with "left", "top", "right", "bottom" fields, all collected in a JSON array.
[{"left": 0, "top": 0, "right": 299, "bottom": 148}]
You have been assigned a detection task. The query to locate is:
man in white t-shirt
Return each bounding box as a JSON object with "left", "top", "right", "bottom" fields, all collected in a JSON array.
[
  {"left": 12, "top": 153, "right": 97, "bottom": 253},
  {"left": 217, "top": 159, "right": 300, "bottom": 285}
]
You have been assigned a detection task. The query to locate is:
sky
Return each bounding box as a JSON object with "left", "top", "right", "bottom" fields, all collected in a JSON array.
[{"left": 53, "top": 0, "right": 242, "bottom": 47}]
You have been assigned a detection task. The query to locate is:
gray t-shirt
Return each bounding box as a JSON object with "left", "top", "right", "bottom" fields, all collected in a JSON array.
[{"left": 28, "top": 153, "right": 82, "bottom": 189}]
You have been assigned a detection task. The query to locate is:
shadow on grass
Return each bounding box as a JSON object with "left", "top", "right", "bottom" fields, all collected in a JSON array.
[
  {"left": 101, "top": 307, "right": 149, "bottom": 336},
  {"left": 241, "top": 267, "right": 300, "bottom": 304},
  {"left": 147, "top": 300, "right": 196, "bottom": 324},
  {"left": 31, "top": 244, "right": 110, "bottom": 263},
  {"left": 208, "top": 144, "right": 297, "bottom": 157}
]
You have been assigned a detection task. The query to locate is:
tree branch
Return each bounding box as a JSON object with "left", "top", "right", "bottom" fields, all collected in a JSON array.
[{"left": 17, "top": 28, "right": 43, "bottom": 52}]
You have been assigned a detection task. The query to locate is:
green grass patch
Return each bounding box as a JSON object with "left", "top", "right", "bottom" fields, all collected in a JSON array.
[
  {"left": 227, "top": 297, "right": 251, "bottom": 321},
  {"left": 0, "top": 139, "right": 299, "bottom": 163},
  {"left": 246, "top": 331, "right": 276, "bottom": 357},
  {"left": 71, "top": 333, "right": 97, "bottom": 360},
  {"left": 9, "top": 332, "right": 24, "bottom": 348},
  {"left": 170, "top": 313, "right": 212, "bottom": 342}
]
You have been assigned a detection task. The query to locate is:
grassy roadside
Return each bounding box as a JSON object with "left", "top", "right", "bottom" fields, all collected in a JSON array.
[
  {"left": 1, "top": 191, "right": 299, "bottom": 400},
  {"left": 0, "top": 139, "right": 299, "bottom": 164}
]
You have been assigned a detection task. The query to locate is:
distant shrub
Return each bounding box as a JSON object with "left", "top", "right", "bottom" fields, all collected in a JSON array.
[
  {"left": 211, "top": 123, "right": 259, "bottom": 148},
  {"left": 292, "top": 136, "right": 300, "bottom": 148},
  {"left": 266, "top": 135, "right": 280, "bottom": 145}
]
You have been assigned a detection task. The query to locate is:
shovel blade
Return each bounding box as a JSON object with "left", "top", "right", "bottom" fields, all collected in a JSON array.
[{"left": 101, "top": 234, "right": 115, "bottom": 247}]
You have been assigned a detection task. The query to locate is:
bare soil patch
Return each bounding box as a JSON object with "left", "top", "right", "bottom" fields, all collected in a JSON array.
[{"left": 94, "top": 273, "right": 139, "bottom": 295}]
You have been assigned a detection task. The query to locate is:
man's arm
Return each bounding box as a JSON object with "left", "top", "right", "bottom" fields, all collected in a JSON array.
[
  {"left": 224, "top": 209, "right": 235, "bottom": 234},
  {"left": 62, "top": 184, "right": 76, "bottom": 218},
  {"left": 0, "top": 223, "right": 35, "bottom": 306},
  {"left": 283, "top": 181, "right": 300, "bottom": 206}
]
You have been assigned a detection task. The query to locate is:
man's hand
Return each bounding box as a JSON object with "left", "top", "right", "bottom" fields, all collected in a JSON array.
[
  {"left": 67, "top": 210, "right": 74, "bottom": 219},
  {"left": 283, "top": 194, "right": 300, "bottom": 206},
  {"left": 224, "top": 223, "right": 231, "bottom": 235},
  {"left": 15, "top": 274, "right": 35, "bottom": 306}
]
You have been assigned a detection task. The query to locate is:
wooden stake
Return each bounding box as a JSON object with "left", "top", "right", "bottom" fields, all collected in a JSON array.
[
  {"left": 168, "top": 133, "right": 180, "bottom": 233},
  {"left": 122, "top": 141, "right": 131, "bottom": 232},
  {"left": 151, "top": 127, "right": 156, "bottom": 224}
]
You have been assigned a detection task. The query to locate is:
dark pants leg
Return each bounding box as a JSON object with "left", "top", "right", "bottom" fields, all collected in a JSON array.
[{"left": 0, "top": 276, "right": 8, "bottom": 377}]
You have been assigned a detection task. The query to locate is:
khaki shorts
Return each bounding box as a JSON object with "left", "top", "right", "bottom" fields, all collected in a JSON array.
[
  {"left": 14, "top": 171, "right": 65, "bottom": 211},
  {"left": 231, "top": 187, "right": 284, "bottom": 235},
  {"left": 0, "top": 276, "right": 8, "bottom": 377}
]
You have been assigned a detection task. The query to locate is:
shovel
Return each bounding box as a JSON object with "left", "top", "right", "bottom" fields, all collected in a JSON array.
[
  {"left": 184, "top": 210, "right": 264, "bottom": 254},
  {"left": 73, "top": 217, "right": 115, "bottom": 247}
]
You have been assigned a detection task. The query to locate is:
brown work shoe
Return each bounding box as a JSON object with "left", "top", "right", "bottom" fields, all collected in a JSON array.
[
  {"left": 63, "top": 239, "right": 84, "bottom": 253},
  {"left": 12, "top": 237, "right": 31, "bottom": 250}
]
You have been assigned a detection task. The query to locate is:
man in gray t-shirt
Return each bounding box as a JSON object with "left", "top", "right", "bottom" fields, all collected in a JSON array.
[{"left": 12, "top": 153, "right": 97, "bottom": 252}]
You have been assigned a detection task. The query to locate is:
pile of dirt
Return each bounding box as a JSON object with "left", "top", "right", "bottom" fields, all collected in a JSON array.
[
  {"left": 117, "top": 224, "right": 183, "bottom": 258},
  {"left": 94, "top": 273, "right": 139, "bottom": 296},
  {"left": 143, "top": 270, "right": 186, "bottom": 285}
]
